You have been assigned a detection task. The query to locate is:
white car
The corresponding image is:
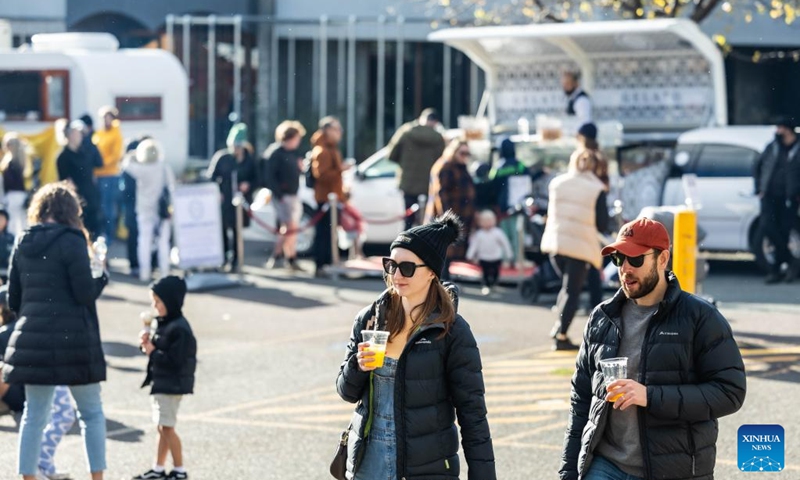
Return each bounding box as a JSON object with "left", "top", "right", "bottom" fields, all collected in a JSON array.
[
  {"left": 661, "top": 125, "right": 799, "bottom": 270},
  {"left": 243, "top": 148, "right": 407, "bottom": 254}
]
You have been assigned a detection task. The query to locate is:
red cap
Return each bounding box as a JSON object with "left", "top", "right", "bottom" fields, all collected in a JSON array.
[{"left": 601, "top": 218, "right": 671, "bottom": 257}]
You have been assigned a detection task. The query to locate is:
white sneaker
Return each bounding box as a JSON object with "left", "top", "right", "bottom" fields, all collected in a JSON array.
[
  {"left": 47, "top": 473, "right": 73, "bottom": 480},
  {"left": 481, "top": 286, "right": 491, "bottom": 296}
]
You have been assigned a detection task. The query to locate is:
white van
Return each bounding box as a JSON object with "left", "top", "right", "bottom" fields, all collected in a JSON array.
[{"left": 662, "top": 126, "right": 799, "bottom": 270}]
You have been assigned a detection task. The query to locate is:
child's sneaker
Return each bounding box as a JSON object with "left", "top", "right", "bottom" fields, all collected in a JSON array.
[
  {"left": 167, "top": 471, "right": 188, "bottom": 479},
  {"left": 132, "top": 470, "right": 167, "bottom": 480}
]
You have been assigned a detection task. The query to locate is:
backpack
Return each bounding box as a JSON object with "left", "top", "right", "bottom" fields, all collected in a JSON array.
[{"left": 304, "top": 151, "right": 316, "bottom": 189}]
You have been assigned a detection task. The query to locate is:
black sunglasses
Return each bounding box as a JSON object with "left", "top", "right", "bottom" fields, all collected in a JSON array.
[
  {"left": 382, "top": 257, "right": 427, "bottom": 278},
  {"left": 610, "top": 251, "right": 658, "bottom": 268}
]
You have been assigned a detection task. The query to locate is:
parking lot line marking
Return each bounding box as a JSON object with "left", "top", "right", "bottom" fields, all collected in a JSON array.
[
  {"left": 488, "top": 415, "right": 560, "bottom": 425},
  {"left": 251, "top": 403, "right": 355, "bottom": 416},
  {"left": 739, "top": 346, "right": 800, "bottom": 356},
  {"left": 490, "top": 439, "right": 562, "bottom": 450},
  {"left": 488, "top": 402, "right": 571, "bottom": 414},
  {"left": 485, "top": 382, "right": 570, "bottom": 393},
  {"left": 192, "top": 384, "right": 332, "bottom": 418},
  {"left": 200, "top": 326, "right": 347, "bottom": 355},
  {"left": 492, "top": 421, "right": 566, "bottom": 444},
  {"left": 486, "top": 391, "right": 570, "bottom": 403},
  {"left": 193, "top": 415, "right": 343, "bottom": 434},
  {"left": 485, "top": 375, "right": 573, "bottom": 385}
]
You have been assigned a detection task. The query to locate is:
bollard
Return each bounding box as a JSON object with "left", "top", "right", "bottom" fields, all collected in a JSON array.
[
  {"left": 515, "top": 211, "right": 525, "bottom": 283},
  {"left": 416, "top": 194, "right": 427, "bottom": 226},
  {"left": 234, "top": 192, "right": 245, "bottom": 274},
  {"left": 328, "top": 193, "right": 340, "bottom": 269},
  {"left": 673, "top": 208, "right": 697, "bottom": 294}
]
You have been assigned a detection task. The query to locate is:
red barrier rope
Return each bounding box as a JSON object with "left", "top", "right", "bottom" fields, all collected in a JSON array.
[
  {"left": 342, "top": 203, "right": 419, "bottom": 226},
  {"left": 243, "top": 202, "right": 329, "bottom": 235}
]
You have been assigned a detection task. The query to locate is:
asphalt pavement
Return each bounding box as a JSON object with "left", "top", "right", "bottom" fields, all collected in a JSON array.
[{"left": 0, "top": 241, "right": 799, "bottom": 479}]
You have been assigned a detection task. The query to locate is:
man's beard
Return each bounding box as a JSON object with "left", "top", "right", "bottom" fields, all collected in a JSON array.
[{"left": 621, "top": 262, "right": 660, "bottom": 300}]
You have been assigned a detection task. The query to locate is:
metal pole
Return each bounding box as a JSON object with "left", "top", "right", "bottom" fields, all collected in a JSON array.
[
  {"left": 337, "top": 35, "right": 346, "bottom": 115},
  {"left": 312, "top": 37, "right": 320, "bottom": 114},
  {"left": 182, "top": 15, "right": 191, "bottom": 72},
  {"left": 165, "top": 15, "right": 174, "bottom": 53},
  {"left": 270, "top": 26, "right": 279, "bottom": 131},
  {"left": 516, "top": 212, "right": 525, "bottom": 282},
  {"left": 233, "top": 15, "right": 243, "bottom": 123},
  {"left": 319, "top": 15, "right": 328, "bottom": 119},
  {"left": 328, "top": 193, "right": 340, "bottom": 267},
  {"left": 443, "top": 44, "right": 451, "bottom": 128},
  {"left": 346, "top": 15, "right": 356, "bottom": 159},
  {"left": 287, "top": 34, "right": 296, "bottom": 118},
  {"left": 394, "top": 16, "right": 404, "bottom": 130},
  {"left": 207, "top": 16, "right": 216, "bottom": 159},
  {"left": 233, "top": 171, "right": 245, "bottom": 273},
  {"left": 376, "top": 15, "right": 386, "bottom": 150},
  {"left": 470, "top": 60, "right": 479, "bottom": 115},
  {"left": 416, "top": 194, "right": 427, "bottom": 226}
]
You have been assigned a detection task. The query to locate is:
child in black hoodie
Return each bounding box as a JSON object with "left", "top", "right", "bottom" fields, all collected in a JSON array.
[{"left": 135, "top": 276, "right": 197, "bottom": 480}]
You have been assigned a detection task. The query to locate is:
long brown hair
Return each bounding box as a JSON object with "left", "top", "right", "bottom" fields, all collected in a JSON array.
[
  {"left": 27, "top": 181, "right": 90, "bottom": 243},
  {"left": 382, "top": 277, "right": 456, "bottom": 340},
  {"left": 442, "top": 138, "right": 469, "bottom": 163}
]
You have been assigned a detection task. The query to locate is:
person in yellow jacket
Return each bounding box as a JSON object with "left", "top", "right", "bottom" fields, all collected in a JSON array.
[{"left": 93, "top": 106, "right": 124, "bottom": 242}]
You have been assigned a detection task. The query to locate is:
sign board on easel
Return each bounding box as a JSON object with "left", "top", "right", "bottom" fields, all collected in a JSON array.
[{"left": 173, "top": 182, "right": 239, "bottom": 291}]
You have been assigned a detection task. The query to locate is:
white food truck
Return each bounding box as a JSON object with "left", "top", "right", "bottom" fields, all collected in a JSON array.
[{"left": 0, "top": 32, "right": 188, "bottom": 174}]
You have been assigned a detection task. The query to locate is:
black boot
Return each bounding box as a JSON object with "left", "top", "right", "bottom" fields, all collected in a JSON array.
[
  {"left": 786, "top": 260, "right": 800, "bottom": 283},
  {"left": 765, "top": 272, "right": 784, "bottom": 284}
]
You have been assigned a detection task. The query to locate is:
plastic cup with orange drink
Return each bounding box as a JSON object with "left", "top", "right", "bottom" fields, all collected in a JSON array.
[
  {"left": 361, "top": 330, "right": 390, "bottom": 369},
  {"left": 599, "top": 357, "right": 628, "bottom": 402}
]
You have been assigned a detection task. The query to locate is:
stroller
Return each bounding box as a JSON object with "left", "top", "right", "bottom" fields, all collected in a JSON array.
[{"left": 517, "top": 196, "right": 563, "bottom": 304}]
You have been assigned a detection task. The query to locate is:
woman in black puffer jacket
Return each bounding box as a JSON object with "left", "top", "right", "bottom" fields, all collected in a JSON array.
[
  {"left": 336, "top": 211, "right": 495, "bottom": 480},
  {"left": 2, "top": 181, "right": 108, "bottom": 480}
]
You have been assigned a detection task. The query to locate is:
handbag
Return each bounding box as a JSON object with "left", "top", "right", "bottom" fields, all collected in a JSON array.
[{"left": 329, "top": 424, "right": 351, "bottom": 480}]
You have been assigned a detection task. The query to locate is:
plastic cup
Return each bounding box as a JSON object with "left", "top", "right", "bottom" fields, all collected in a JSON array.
[
  {"left": 361, "top": 330, "right": 390, "bottom": 368},
  {"left": 599, "top": 357, "right": 628, "bottom": 402}
]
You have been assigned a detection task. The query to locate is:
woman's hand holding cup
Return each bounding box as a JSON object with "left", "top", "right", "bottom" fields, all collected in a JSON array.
[{"left": 357, "top": 342, "right": 378, "bottom": 372}]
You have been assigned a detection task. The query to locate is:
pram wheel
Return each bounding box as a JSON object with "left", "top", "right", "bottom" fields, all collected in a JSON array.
[{"left": 519, "top": 277, "right": 540, "bottom": 303}]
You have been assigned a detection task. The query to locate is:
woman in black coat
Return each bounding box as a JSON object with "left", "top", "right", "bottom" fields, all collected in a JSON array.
[
  {"left": 2, "top": 181, "right": 108, "bottom": 480},
  {"left": 336, "top": 211, "right": 495, "bottom": 480},
  {"left": 56, "top": 119, "right": 102, "bottom": 239}
]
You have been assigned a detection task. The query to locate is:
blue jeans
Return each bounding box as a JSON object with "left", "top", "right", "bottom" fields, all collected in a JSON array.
[
  {"left": 19, "top": 384, "right": 106, "bottom": 475},
  {"left": 97, "top": 176, "right": 120, "bottom": 241},
  {"left": 353, "top": 357, "right": 397, "bottom": 480},
  {"left": 584, "top": 456, "right": 644, "bottom": 480}
]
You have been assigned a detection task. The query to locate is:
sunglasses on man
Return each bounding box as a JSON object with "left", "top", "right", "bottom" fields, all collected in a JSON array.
[
  {"left": 609, "top": 251, "right": 658, "bottom": 268},
  {"left": 382, "top": 257, "right": 427, "bottom": 277}
]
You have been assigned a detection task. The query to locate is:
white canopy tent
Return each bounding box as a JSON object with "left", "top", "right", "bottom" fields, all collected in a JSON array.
[{"left": 429, "top": 19, "right": 727, "bottom": 137}]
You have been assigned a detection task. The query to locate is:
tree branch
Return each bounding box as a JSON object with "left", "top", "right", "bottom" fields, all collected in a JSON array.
[
  {"left": 531, "top": 0, "right": 565, "bottom": 22},
  {"left": 691, "top": 0, "right": 723, "bottom": 23}
]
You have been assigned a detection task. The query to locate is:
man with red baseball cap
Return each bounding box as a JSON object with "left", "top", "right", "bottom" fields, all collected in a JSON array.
[{"left": 560, "top": 217, "right": 746, "bottom": 480}]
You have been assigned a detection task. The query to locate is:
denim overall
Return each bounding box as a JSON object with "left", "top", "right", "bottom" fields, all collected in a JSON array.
[{"left": 354, "top": 357, "right": 398, "bottom": 480}]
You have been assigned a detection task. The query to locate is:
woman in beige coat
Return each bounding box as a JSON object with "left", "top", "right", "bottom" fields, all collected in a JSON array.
[{"left": 540, "top": 147, "right": 609, "bottom": 350}]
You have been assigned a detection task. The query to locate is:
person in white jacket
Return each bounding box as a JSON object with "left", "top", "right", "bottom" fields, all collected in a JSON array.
[
  {"left": 122, "top": 139, "right": 174, "bottom": 282},
  {"left": 467, "top": 209, "right": 513, "bottom": 295}
]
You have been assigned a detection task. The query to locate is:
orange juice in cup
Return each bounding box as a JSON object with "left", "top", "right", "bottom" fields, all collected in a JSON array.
[
  {"left": 599, "top": 357, "right": 628, "bottom": 402},
  {"left": 361, "top": 330, "right": 390, "bottom": 368}
]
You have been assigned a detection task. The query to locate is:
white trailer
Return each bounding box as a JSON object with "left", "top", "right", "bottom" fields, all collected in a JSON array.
[{"left": 0, "top": 33, "right": 189, "bottom": 173}]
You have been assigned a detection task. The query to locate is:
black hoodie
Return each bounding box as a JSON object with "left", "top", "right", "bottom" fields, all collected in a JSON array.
[
  {"left": 142, "top": 276, "right": 197, "bottom": 395},
  {"left": 2, "top": 223, "right": 107, "bottom": 385}
]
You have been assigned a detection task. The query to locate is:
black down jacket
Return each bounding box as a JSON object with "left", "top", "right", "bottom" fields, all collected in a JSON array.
[
  {"left": 336, "top": 286, "right": 495, "bottom": 480},
  {"left": 753, "top": 139, "right": 800, "bottom": 199},
  {"left": 2, "top": 224, "right": 108, "bottom": 385},
  {"left": 141, "top": 316, "right": 197, "bottom": 395},
  {"left": 560, "top": 272, "right": 746, "bottom": 480}
]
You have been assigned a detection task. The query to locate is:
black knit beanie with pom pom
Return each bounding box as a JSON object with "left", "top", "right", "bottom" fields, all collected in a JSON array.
[{"left": 390, "top": 210, "right": 463, "bottom": 278}]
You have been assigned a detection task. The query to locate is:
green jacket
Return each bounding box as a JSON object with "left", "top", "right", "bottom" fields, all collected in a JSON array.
[{"left": 388, "top": 122, "right": 445, "bottom": 196}]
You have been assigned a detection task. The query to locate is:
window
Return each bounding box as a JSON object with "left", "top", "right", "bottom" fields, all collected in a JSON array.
[
  {"left": 115, "top": 96, "right": 162, "bottom": 121},
  {"left": 0, "top": 70, "right": 69, "bottom": 122},
  {"left": 694, "top": 145, "right": 757, "bottom": 178},
  {"left": 361, "top": 156, "right": 399, "bottom": 179}
]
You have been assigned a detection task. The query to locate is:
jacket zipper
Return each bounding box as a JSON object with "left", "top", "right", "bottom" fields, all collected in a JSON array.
[
  {"left": 395, "top": 323, "right": 444, "bottom": 479},
  {"left": 637, "top": 304, "right": 666, "bottom": 480}
]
